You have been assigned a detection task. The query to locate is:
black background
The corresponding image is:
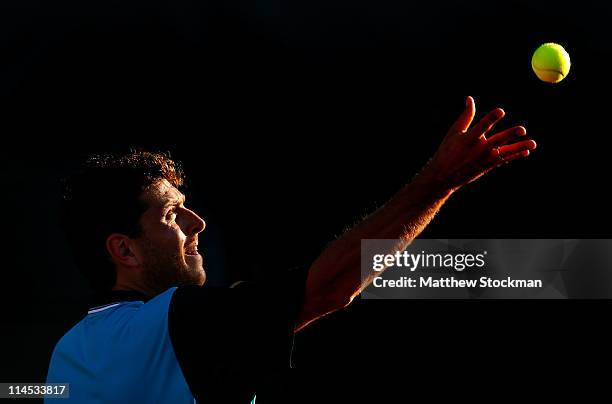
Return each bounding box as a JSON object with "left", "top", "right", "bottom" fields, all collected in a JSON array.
[{"left": 1, "top": 0, "right": 611, "bottom": 401}]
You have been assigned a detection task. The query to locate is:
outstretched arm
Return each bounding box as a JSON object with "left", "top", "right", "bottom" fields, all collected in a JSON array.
[{"left": 295, "top": 96, "right": 537, "bottom": 331}]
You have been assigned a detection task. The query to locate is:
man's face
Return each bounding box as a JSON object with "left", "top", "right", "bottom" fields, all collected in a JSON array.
[{"left": 135, "top": 179, "right": 206, "bottom": 292}]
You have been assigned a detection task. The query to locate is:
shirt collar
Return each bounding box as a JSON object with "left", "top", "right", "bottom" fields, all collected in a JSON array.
[{"left": 88, "top": 289, "right": 151, "bottom": 310}]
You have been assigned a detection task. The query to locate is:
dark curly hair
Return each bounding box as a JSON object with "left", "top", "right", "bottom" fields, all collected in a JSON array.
[{"left": 61, "top": 150, "right": 185, "bottom": 292}]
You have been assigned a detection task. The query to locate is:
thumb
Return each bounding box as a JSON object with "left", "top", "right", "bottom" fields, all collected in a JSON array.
[{"left": 450, "top": 96, "right": 476, "bottom": 134}]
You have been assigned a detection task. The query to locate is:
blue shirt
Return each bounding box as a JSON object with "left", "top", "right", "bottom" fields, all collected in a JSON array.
[{"left": 46, "top": 287, "right": 195, "bottom": 403}]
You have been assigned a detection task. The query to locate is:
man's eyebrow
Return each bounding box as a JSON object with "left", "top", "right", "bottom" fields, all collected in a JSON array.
[{"left": 164, "top": 194, "right": 186, "bottom": 207}]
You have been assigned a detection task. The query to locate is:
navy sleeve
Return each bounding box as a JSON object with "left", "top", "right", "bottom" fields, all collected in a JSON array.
[{"left": 168, "top": 266, "right": 309, "bottom": 404}]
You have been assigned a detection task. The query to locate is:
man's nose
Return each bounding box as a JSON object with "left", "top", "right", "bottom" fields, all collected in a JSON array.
[{"left": 184, "top": 209, "right": 206, "bottom": 236}]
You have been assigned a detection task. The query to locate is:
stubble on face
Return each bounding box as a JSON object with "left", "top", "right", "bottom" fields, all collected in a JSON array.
[{"left": 139, "top": 235, "right": 205, "bottom": 292}]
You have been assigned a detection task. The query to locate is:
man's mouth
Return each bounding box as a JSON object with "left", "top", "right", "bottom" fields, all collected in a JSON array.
[{"left": 184, "top": 242, "right": 199, "bottom": 256}]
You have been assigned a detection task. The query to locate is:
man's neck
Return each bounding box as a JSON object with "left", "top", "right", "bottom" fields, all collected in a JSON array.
[{"left": 112, "top": 281, "right": 156, "bottom": 297}]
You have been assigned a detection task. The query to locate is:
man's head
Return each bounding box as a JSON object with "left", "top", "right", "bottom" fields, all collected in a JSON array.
[{"left": 61, "top": 150, "right": 206, "bottom": 296}]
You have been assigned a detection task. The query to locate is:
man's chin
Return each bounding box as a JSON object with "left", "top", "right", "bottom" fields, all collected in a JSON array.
[
  {"left": 184, "top": 254, "right": 206, "bottom": 286},
  {"left": 192, "top": 269, "right": 206, "bottom": 286}
]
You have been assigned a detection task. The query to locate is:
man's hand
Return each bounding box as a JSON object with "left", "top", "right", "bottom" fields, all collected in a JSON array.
[{"left": 420, "top": 96, "right": 537, "bottom": 192}]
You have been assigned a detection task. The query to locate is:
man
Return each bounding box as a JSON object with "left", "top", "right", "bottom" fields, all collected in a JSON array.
[{"left": 46, "top": 97, "right": 536, "bottom": 403}]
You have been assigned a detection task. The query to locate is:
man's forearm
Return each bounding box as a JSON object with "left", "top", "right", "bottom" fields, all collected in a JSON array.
[{"left": 296, "top": 169, "right": 454, "bottom": 330}]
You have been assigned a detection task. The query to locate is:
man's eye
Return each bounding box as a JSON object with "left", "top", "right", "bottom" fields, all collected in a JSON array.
[{"left": 167, "top": 210, "right": 177, "bottom": 220}]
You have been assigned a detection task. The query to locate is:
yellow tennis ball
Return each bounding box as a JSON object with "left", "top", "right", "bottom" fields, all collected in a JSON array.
[{"left": 531, "top": 43, "right": 571, "bottom": 83}]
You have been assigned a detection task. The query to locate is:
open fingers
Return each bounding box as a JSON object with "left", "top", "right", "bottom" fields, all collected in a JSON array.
[
  {"left": 468, "top": 107, "right": 505, "bottom": 140},
  {"left": 498, "top": 139, "right": 537, "bottom": 157},
  {"left": 503, "top": 149, "right": 531, "bottom": 163},
  {"left": 484, "top": 139, "right": 536, "bottom": 167},
  {"left": 487, "top": 126, "right": 527, "bottom": 147}
]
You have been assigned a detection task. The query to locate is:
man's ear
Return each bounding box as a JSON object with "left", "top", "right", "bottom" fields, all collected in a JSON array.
[{"left": 106, "top": 234, "right": 140, "bottom": 268}]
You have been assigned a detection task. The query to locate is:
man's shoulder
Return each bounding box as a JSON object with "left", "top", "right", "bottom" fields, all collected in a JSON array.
[{"left": 54, "top": 287, "right": 179, "bottom": 352}]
